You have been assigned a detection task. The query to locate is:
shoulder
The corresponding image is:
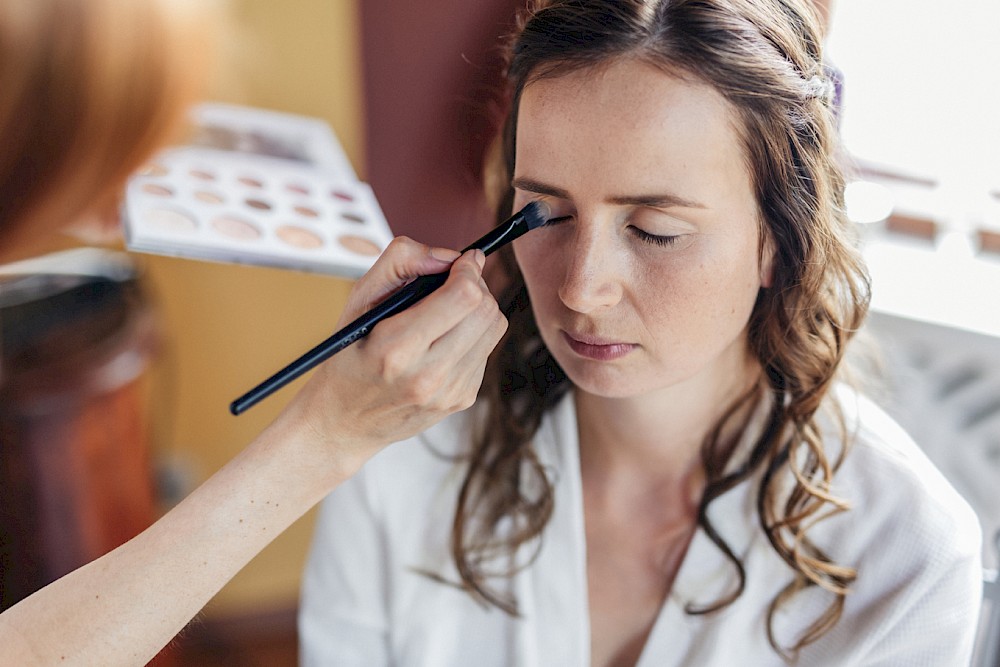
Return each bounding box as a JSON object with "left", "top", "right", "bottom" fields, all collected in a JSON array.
[
  {"left": 814, "top": 384, "right": 982, "bottom": 610},
  {"left": 791, "top": 386, "right": 985, "bottom": 663},
  {"left": 828, "top": 384, "right": 981, "bottom": 561}
]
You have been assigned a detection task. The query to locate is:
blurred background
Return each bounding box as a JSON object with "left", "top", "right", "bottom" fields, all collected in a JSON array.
[{"left": 0, "top": 0, "right": 997, "bottom": 665}]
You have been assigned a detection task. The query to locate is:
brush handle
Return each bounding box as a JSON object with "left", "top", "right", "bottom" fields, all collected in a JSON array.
[
  {"left": 230, "top": 201, "right": 548, "bottom": 415},
  {"left": 229, "top": 271, "right": 448, "bottom": 415}
]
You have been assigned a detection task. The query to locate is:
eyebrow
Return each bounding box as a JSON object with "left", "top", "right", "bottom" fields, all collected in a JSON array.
[{"left": 511, "top": 177, "right": 707, "bottom": 210}]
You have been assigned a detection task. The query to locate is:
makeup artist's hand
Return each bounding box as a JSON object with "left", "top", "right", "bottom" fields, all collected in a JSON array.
[{"left": 274, "top": 237, "right": 507, "bottom": 479}]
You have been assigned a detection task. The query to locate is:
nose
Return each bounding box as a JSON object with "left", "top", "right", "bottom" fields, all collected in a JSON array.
[{"left": 557, "top": 222, "right": 623, "bottom": 314}]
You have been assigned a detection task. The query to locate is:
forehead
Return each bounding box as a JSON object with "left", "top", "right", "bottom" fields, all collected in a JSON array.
[{"left": 514, "top": 58, "right": 751, "bottom": 200}]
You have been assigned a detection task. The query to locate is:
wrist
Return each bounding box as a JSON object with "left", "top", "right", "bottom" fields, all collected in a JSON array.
[{"left": 259, "top": 398, "right": 372, "bottom": 492}]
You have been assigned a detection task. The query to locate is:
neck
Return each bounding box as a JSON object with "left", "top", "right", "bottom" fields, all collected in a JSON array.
[{"left": 575, "top": 351, "right": 761, "bottom": 503}]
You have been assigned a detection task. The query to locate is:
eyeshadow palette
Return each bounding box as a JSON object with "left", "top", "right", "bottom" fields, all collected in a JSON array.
[{"left": 122, "top": 104, "right": 393, "bottom": 278}]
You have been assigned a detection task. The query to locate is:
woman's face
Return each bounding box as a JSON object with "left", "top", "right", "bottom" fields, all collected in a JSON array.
[{"left": 511, "top": 58, "right": 771, "bottom": 401}]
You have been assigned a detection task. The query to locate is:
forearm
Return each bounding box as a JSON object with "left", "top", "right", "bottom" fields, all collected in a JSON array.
[
  {"left": 0, "top": 242, "right": 502, "bottom": 666},
  {"left": 0, "top": 417, "right": 343, "bottom": 667}
]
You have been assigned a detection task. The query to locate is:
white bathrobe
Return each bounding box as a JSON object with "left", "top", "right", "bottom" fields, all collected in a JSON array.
[{"left": 299, "top": 388, "right": 982, "bottom": 666}]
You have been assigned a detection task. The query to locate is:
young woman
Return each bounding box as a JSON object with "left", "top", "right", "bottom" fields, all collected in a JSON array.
[
  {"left": 299, "top": 1, "right": 982, "bottom": 664},
  {"left": 0, "top": 1, "right": 505, "bottom": 664}
]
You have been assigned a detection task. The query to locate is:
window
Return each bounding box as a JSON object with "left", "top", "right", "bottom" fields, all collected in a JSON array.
[
  {"left": 827, "top": 1, "right": 1000, "bottom": 338},
  {"left": 828, "top": 0, "right": 1000, "bottom": 189}
]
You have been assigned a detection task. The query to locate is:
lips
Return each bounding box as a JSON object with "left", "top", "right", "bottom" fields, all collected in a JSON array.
[{"left": 561, "top": 331, "right": 637, "bottom": 361}]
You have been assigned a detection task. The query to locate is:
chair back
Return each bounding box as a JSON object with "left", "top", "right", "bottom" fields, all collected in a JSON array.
[{"left": 975, "top": 530, "right": 1000, "bottom": 667}]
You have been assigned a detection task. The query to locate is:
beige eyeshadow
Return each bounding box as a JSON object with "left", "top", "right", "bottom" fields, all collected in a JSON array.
[
  {"left": 141, "top": 183, "right": 173, "bottom": 197},
  {"left": 277, "top": 225, "right": 324, "bottom": 249},
  {"left": 238, "top": 176, "right": 264, "bottom": 188},
  {"left": 139, "top": 163, "right": 169, "bottom": 177},
  {"left": 189, "top": 169, "right": 216, "bottom": 181},
  {"left": 145, "top": 208, "right": 197, "bottom": 233},
  {"left": 195, "top": 191, "right": 224, "bottom": 204},
  {"left": 212, "top": 216, "right": 261, "bottom": 241},
  {"left": 337, "top": 234, "right": 381, "bottom": 257},
  {"left": 287, "top": 183, "right": 311, "bottom": 195},
  {"left": 294, "top": 205, "right": 319, "bottom": 218}
]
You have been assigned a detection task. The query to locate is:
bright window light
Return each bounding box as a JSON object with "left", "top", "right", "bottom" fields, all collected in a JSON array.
[{"left": 827, "top": 0, "right": 1000, "bottom": 191}]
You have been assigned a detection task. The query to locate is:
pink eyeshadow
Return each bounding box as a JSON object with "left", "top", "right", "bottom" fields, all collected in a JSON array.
[{"left": 212, "top": 216, "right": 261, "bottom": 241}]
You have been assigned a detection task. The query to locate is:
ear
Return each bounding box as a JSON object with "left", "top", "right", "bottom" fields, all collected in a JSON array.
[{"left": 758, "top": 231, "right": 776, "bottom": 289}]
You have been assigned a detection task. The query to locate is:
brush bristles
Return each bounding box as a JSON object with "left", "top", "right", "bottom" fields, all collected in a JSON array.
[{"left": 522, "top": 200, "right": 552, "bottom": 230}]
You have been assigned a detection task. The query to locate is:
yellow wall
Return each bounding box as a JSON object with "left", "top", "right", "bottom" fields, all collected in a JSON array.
[{"left": 141, "top": 0, "right": 364, "bottom": 617}]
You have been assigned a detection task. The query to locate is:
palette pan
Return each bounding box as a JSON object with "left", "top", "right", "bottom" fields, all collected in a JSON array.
[{"left": 122, "top": 104, "right": 393, "bottom": 278}]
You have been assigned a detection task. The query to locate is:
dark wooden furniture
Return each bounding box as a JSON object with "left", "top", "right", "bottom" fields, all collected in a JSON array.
[{"left": 0, "top": 250, "right": 173, "bottom": 664}]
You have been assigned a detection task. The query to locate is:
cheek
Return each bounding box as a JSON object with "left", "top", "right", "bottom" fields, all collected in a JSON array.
[
  {"left": 703, "top": 248, "right": 763, "bottom": 325},
  {"left": 649, "top": 243, "right": 761, "bottom": 326},
  {"left": 513, "top": 234, "right": 559, "bottom": 294}
]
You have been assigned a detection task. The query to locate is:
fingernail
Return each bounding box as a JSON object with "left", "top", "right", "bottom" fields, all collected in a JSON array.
[
  {"left": 473, "top": 249, "right": 486, "bottom": 269},
  {"left": 430, "top": 247, "right": 460, "bottom": 263}
]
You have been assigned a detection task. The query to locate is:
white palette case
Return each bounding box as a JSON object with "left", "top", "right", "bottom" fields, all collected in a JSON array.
[{"left": 123, "top": 104, "right": 393, "bottom": 278}]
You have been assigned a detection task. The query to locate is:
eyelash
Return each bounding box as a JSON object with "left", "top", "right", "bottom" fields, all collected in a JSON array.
[
  {"left": 536, "top": 208, "right": 680, "bottom": 247},
  {"left": 628, "top": 226, "right": 680, "bottom": 247}
]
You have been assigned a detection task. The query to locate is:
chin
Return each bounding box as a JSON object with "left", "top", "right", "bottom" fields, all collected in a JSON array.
[{"left": 554, "top": 357, "right": 656, "bottom": 400}]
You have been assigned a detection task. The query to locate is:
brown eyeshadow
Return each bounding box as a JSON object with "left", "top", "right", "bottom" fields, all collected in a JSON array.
[{"left": 245, "top": 198, "right": 272, "bottom": 211}]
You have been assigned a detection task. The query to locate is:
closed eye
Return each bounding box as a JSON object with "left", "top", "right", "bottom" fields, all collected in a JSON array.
[
  {"left": 628, "top": 226, "right": 680, "bottom": 247},
  {"left": 544, "top": 214, "right": 573, "bottom": 226}
]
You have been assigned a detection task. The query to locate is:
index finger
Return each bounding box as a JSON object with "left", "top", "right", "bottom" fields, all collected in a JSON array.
[
  {"left": 341, "top": 237, "right": 460, "bottom": 323},
  {"left": 370, "top": 250, "right": 490, "bottom": 352}
]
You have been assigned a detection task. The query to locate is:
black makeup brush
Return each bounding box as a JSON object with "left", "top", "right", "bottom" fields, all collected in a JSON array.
[{"left": 230, "top": 201, "right": 555, "bottom": 415}]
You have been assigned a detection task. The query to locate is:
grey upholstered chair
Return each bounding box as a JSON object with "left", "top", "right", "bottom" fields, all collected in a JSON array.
[
  {"left": 860, "top": 313, "right": 1000, "bottom": 667},
  {"left": 976, "top": 531, "right": 1000, "bottom": 667}
]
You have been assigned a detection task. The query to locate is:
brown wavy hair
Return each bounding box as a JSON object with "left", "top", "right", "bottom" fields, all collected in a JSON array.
[
  {"left": 0, "top": 0, "right": 214, "bottom": 259},
  {"left": 448, "top": 0, "right": 871, "bottom": 660}
]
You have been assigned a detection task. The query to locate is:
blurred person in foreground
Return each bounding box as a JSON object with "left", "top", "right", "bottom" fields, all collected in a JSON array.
[{"left": 0, "top": 1, "right": 506, "bottom": 664}]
